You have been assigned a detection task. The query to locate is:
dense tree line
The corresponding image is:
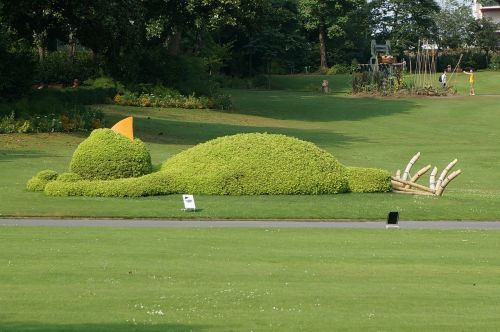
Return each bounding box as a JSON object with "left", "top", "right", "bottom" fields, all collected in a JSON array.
[{"left": 0, "top": 0, "right": 498, "bottom": 98}]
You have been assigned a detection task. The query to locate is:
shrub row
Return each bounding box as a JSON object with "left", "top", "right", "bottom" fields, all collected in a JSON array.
[
  {"left": 0, "top": 87, "right": 113, "bottom": 133},
  {"left": 114, "top": 84, "right": 232, "bottom": 110},
  {"left": 0, "top": 106, "right": 104, "bottom": 133},
  {"left": 34, "top": 51, "right": 100, "bottom": 85}
]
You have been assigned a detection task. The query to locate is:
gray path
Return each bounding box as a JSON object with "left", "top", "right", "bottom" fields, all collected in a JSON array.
[{"left": 2, "top": 218, "right": 500, "bottom": 229}]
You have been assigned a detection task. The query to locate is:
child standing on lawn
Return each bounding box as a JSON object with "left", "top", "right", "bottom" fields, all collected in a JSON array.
[{"left": 463, "top": 69, "right": 475, "bottom": 96}]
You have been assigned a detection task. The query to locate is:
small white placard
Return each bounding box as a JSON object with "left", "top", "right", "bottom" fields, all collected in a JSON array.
[{"left": 182, "top": 194, "right": 196, "bottom": 211}]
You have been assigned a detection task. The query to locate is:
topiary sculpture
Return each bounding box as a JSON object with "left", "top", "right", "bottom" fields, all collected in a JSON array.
[
  {"left": 26, "top": 117, "right": 397, "bottom": 197},
  {"left": 69, "top": 128, "right": 152, "bottom": 180},
  {"left": 161, "top": 133, "right": 349, "bottom": 195}
]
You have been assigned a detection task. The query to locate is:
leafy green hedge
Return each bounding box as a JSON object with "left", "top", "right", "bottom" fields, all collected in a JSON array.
[
  {"left": 0, "top": 87, "right": 112, "bottom": 133},
  {"left": 114, "top": 84, "right": 232, "bottom": 110},
  {"left": 161, "top": 133, "right": 349, "bottom": 195},
  {"left": 44, "top": 172, "right": 174, "bottom": 197},
  {"left": 347, "top": 167, "right": 392, "bottom": 193},
  {"left": 26, "top": 169, "right": 58, "bottom": 192},
  {"left": 70, "top": 129, "right": 152, "bottom": 180}
]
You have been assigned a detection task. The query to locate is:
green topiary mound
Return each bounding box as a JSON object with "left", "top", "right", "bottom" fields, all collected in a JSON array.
[
  {"left": 160, "top": 133, "right": 349, "bottom": 195},
  {"left": 69, "top": 128, "right": 152, "bottom": 180},
  {"left": 347, "top": 167, "right": 392, "bottom": 193},
  {"left": 26, "top": 169, "right": 58, "bottom": 192}
]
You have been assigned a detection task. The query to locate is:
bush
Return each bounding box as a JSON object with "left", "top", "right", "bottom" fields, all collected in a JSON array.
[
  {"left": 327, "top": 64, "right": 351, "bottom": 75},
  {"left": 34, "top": 51, "right": 100, "bottom": 85},
  {"left": 113, "top": 84, "right": 232, "bottom": 110},
  {"left": 489, "top": 54, "right": 500, "bottom": 71},
  {"left": 161, "top": 133, "right": 349, "bottom": 195},
  {"left": 44, "top": 172, "right": 174, "bottom": 197},
  {"left": 0, "top": 103, "right": 104, "bottom": 133},
  {"left": 437, "top": 51, "right": 488, "bottom": 72},
  {"left": 36, "top": 169, "right": 59, "bottom": 181},
  {"left": 57, "top": 172, "right": 82, "bottom": 182},
  {"left": 0, "top": 112, "right": 31, "bottom": 133},
  {"left": 70, "top": 128, "right": 152, "bottom": 180},
  {"left": 0, "top": 27, "right": 35, "bottom": 100},
  {"left": 0, "top": 86, "right": 109, "bottom": 133},
  {"left": 214, "top": 75, "right": 249, "bottom": 89},
  {"left": 109, "top": 47, "right": 218, "bottom": 96},
  {"left": 26, "top": 169, "right": 58, "bottom": 192},
  {"left": 347, "top": 167, "right": 392, "bottom": 193}
]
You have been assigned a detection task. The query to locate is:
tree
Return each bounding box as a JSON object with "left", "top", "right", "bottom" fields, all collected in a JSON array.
[
  {"left": 0, "top": 3, "right": 36, "bottom": 99},
  {"left": 240, "top": 0, "right": 310, "bottom": 76},
  {"left": 371, "top": 0, "right": 441, "bottom": 55},
  {"left": 1, "top": 0, "right": 67, "bottom": 61},
  {"left": 298, "top": 0, "right": 365, "bottom": 69},
  {"left": 434, "top": 0, "right": 476, "bottom": 49},
  {"left": 470, "top": 17, "right": 500, "bottom": 65}
]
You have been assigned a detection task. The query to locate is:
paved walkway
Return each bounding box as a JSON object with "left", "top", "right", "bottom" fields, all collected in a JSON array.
[{"left": 2, "top": 218, "right": 500, "bottom": 230}]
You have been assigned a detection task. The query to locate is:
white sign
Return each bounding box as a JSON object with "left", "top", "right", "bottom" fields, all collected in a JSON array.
[{"left": 182, "top": 194, "right": 196, "bottom": 211}]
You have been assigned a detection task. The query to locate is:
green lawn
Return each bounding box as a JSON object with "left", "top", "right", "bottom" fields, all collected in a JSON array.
[
  {"left": 269, "top": 70, "right": 499, "bottom": 95},
  {"left": 1, "top": 72, "right": 500, "bottom": 219},
  {"left": 1, "top": 226, "right": 500, "bottom": 331}
]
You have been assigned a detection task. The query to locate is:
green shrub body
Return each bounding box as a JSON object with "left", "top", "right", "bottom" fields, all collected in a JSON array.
[
  {"left": 161, "top": 133, "right": 349, "bottom": 195},
  {"left": 70, "top": 129, "right": 152, "bottom": 180},
  {"left": 26, "top": 169, "right": 58, "bottom": 191},
  {"left": 57, "top": 172, "right": 82, "bottom": 182},
  {"left": 347, "top": 167, "right": 392, "bottom": 193},
  {"left": 45, "top": 172, "right": 173, "bottom": 197},
  {"left": 36, "top": 169, "right": 59, "bottom": 181},
  {"left": 328, "top": 64, "right": 351, "bottom": 75}
]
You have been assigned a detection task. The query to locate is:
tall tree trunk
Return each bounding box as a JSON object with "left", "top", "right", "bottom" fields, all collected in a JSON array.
[
  {"left": 319, "top": 25, "right": 328, "bottom": 69},
  {"left": 168, "top": 30, "right": 182, "bottom": 56},
  {"left": 248, "top": 53, "right": 253, "bottom": 76},
  {"left": 68, "top": 31, "right": 76, "bottom": 63},
  {"left": 193, "top": 31, "right": 203, "bottom": 54},
  {"left": 34, "top": 31, "right": 46, "bottom": 62}
]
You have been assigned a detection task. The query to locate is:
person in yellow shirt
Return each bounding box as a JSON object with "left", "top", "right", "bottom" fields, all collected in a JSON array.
[{"left": 463, "top": 68, "right": 475, "bottom": 96}]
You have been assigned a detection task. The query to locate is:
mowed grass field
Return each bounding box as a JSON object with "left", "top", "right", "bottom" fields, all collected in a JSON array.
[
  {"left": 1, "top": 72, "right": 500, "bottom": 332},
  {"left": 0, "top": 71, "right": 499, "bottom": 219},
  {"left": 1, "top": 226, "right": 500, "bottom": 331}
]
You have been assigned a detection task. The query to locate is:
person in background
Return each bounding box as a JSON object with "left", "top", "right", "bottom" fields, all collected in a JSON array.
[
  {"left": 440, "top": 70, "right": 447, "bottom": 88},
  {"left": 463, "top": 68, "right": 475, "bottom": 96},
  {"left": 321, "top": 80, "right": 329, "bottom": 93}
]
